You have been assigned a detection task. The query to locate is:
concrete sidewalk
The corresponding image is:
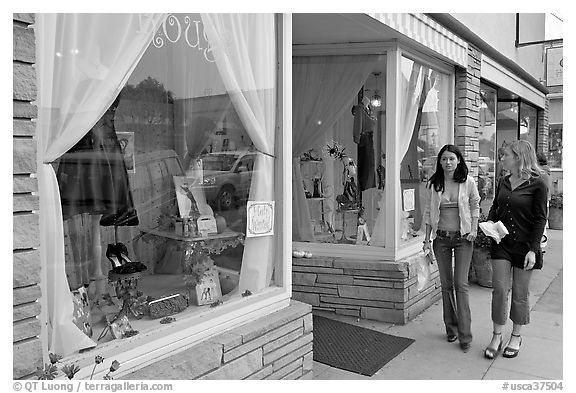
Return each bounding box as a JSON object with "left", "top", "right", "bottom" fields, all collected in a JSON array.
[{"left": 312, "top": 229, "right": 563, "bottom": 380}]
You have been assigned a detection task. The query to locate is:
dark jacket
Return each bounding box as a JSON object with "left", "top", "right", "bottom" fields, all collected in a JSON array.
[{"left": 488, "top": 174, "right": 548, "bottom": 253}]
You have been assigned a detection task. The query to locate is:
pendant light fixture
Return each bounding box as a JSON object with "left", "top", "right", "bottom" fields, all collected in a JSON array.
[{"left": 371, "top": 72, "right": 382, "bottom": 108}]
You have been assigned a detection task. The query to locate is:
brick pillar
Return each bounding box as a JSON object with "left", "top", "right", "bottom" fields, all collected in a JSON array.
[
  {"left": 454, "top": 45, "right": 481, "bottom": 178},
  {"left": 537, "top": 98, "right": 550, "bottom": 154},
  {"left": 13, "top": 13, "right": 43, "bottom": 379}
]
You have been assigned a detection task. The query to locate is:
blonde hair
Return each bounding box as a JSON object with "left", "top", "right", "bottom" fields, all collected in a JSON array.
[{"left": 507, "top": 140, "right": 544, "bottom": 179}]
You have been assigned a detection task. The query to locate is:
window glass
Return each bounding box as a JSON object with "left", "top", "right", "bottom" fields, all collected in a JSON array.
[
  {"left": 519, "top": 102, "right": 538, "bottom": 149},
  {"left": 293, "top": 58, "right": 387, "bottom": 247},
  {"left": 55, "top": 13, "right": 277, "bottom": 350},
  {"left": 399, "top": 56, "right": 451, "bottom": 243},
  {"left": 478, "top": 84, "right": 497, "bottom": 216},
  {"left": 496, "top": 101, "right": 519, "bottom": 181},
  {"left": 548, "top": 124, "right": 563, "bottom": 168}
]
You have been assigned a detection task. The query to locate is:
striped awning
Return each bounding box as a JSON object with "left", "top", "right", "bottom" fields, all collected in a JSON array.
[{"left": 368, "top": 13, "right": 468, "bottom": 68}]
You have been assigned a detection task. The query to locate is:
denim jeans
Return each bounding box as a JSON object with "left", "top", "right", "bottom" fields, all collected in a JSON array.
[
  {"left": 491, "top": 258, "right": 533, "bottom": 325},
  {"left": 433, "top": 233, "right": 474, "bottom": 344}
]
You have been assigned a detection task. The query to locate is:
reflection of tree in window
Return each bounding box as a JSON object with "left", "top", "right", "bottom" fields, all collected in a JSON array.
[{"left": 121, "top": 77, "right": 174, "bottom": 124}]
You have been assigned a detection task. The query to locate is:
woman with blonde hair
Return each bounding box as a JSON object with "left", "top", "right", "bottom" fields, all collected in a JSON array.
[{"left": 483, "top": 140, "right": 548, "bottom": 359}]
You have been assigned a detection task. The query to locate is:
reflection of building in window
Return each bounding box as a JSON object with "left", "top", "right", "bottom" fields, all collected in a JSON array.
[{"left": 548, "top": 124, "right": 563, "bottom": 168}]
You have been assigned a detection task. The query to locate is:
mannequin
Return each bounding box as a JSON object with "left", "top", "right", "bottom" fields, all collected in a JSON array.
[
  {"left": 353, "top": 96, "right": 376, "bottom": 192},
  {"left": 57, "top": 94, "right": 139, "bottom": 298}
]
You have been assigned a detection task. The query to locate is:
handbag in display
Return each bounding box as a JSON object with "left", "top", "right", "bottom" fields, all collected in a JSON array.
[{"left": 148, "top": 294, "right": 189, "bottom": 319}]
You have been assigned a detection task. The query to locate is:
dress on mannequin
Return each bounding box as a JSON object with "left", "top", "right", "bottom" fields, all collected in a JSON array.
[
  {"left": 57, "top": 96, "right": 138, "bottom": 226},
  {"left": 352, "top": 98, "right": 376, "bottom": 192},
  {"left": 56, "top": 96, "right": 138, "bottom": 297}
]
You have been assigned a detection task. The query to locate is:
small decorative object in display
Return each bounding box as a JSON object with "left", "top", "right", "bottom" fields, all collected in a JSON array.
[
  {"left": 160, "top": 316, "right": 176, "bottom": 324},
  {"left": 197, "top": 214, "right": 218, "bottom": 237},
  {"left": 108, "top": 314, "right": 135, "bottom": 340},
  {"left": 148, "top": 294, "right": 189, "bottom": 319},
  {"left": 242, "top": 289, "right": 252, "bottom": 297},
  {"left": 71, "top": 286, "right": 93, "bottom": 338},
  {"left": 313, "top": 177, "right": 323, "bottom": 198},
  {"left": 195, "top": 267, "right": 222, "bottom": 306}
]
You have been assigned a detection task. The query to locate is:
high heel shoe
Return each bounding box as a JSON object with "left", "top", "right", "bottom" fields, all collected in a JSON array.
[
  {"left": 106, "top": 244, "right": 123, "bottom": 269},
  {"left": 114, "top": 242, "right": 132, "bottom": 264},
  {"left": 484, "top": 332, "right": 503, "bottom": 359},
  {"left": 503, "top": 334, "right": 522, "bottom": 358}
]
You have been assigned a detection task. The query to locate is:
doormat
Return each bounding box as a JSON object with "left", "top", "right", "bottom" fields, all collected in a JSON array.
[{"left": 313, "top": 315, "right": 415, "bottom": 376}]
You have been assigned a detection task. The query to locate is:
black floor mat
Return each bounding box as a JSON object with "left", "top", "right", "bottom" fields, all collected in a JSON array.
[{"left": 313, "top": 315, "right": 415, "bottom": 376}]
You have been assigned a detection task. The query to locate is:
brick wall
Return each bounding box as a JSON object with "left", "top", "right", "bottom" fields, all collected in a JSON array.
[
  {"left": 124, "top": 301, "right": 314, "bottom": 380},
  {"left": 455, "top": 44, "right": 482, "bottom": 178},
  {"left": 292, "top": 255, "right": 441, "bottom": 324},
  {"left": 13, "top": 13, "right": 43, "bottom": 379},
  {"left": 537, "top": 98, "right": 550, "bottom": 154}
]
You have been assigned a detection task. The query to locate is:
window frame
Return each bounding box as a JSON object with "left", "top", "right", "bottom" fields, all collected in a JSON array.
[
  {"left": 40, "top": 13, "right": 293, "bottom": 379},
  {"left": 291, "top": 42, "right": 455, "bottom": 260}
]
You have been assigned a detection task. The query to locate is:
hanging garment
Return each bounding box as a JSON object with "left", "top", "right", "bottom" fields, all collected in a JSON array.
[
  {"left": 56, "top": 105, "right": 139, "bottom": 226},
  {"left": 352, "top": 104, "right": 376, "bottom": 191},
  {"left": 357, "top": 132, "right": 376, "bottom": 191}
]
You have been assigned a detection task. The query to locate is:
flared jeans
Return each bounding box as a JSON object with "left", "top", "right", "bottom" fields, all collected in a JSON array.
[{"left": 433, "top": 234, "right": 474, "bottom": 344}]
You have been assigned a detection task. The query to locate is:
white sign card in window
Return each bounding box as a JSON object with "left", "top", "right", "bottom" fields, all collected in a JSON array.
[
  {"left": 403, "top": 189, "right": 415, "bottom": 211},
  {"left": 246, "top": 201, "right": 275, "bottom": 237}
]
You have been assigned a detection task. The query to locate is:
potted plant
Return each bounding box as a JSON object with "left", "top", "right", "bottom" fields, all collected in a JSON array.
[
  {"left": 548, "top": 192, "right": 563, "bottom": 230},
  {"left": 469, "top": 213, "right": 493, "bottom": 288}
]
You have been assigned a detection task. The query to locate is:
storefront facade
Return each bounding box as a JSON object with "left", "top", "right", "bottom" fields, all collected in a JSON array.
[
  {"left": 290, "top": 13, "right": 550, "bottom": 322},
  {"left": 13, "top": 13, "right": 554, "bottom": 380},
  {"left": 13, "top": 13, "right": 315, "bottom": 380}
]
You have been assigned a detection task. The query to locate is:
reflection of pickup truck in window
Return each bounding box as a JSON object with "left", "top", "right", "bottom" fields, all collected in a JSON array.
[{"left": 194, "top": 151, "right": 257, "bottom": 211}]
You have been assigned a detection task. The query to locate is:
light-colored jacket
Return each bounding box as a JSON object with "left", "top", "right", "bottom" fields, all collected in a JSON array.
[{"left": 423, "top": 175, "right": 480, "bottom": 239}]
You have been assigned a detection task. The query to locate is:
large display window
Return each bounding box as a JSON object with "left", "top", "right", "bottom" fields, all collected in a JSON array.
[
  {"left": 36, "top": 13, "right": 290, "bottom": 375},
  {"left": 292, "top": 46, "right": 454, "bottom": 258}
]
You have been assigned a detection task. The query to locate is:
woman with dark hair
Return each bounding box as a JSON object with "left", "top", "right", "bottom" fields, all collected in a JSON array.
[
  {"left": 483, "top": 140, "right": 548, "bottom": 359},
  {"left": 423, "top": 144, "right": 480, "bottom": 352}
]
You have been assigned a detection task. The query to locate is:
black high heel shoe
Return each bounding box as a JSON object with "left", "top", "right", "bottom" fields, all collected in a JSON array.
[
  {"left": 484, "top": 332, "right": 503, "bottom": 359},
  {"left": 106, "top": 244, "right": 123, "bottom": 269},
  {"left": 503, "top": 334, "right": 522, "bottom": 358},
  {"left": 114, "top": 242, "right": 132, "bottom": 264}
]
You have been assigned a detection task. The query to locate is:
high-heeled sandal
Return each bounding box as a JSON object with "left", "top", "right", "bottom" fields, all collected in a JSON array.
[
  {"left": 114, "top": 242, "right": 132, "bottom": 264},
  {"left": 484, "top": 332, "right": 503, "bottom": 359},
  {"left": 503, "top": 333, "right": 522, "bottom": 358},
  {"left": 106, "top": 244, "right": 123, "bottom": 269}
]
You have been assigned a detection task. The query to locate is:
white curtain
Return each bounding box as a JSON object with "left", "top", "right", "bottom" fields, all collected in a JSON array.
[
  {"left": 201, "top": 14, "right": 276, "bottom": 292},
  {"left": 292, "top": 55, "right": 380, "bottom": 241},
  {"left": 36, "top": 13, "right": 167, "bottom": 356},
  {"left": 372, "top": 59, "right": 433, "bottom": 245}
]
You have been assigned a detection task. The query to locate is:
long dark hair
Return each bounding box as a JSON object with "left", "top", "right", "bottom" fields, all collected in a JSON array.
[{"left": 427, "top": 144, "right": 468, "bottom": 192}]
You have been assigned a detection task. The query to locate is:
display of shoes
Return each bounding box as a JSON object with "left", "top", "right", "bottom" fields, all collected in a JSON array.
[{"left": 106, "top": 243, "right": 147, "bottom": 274}]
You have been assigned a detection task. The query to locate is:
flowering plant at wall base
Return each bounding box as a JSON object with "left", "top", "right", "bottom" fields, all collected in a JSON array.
[
  {"left": 36, "top": 354, "right": 120, "bottom": 380},
  {"left": 550, "top": 193, "right": 563, "bottom": 209}
]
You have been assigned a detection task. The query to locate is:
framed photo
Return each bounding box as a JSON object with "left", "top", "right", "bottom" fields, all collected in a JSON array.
[
  {"left": 195, "top": 268, "right": 222, "bottom": 306},
  {"left": 117, "top": 131, "right": 135, "bottom": 173}
]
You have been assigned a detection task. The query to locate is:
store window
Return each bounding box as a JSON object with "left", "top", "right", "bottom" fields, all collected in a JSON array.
[
  {"left": 398, "top": 56, "right": 451, "bottom": 244},
  {"left": 292, "top": 55, "right": 387, "bottom": 247},
  {"left": 548, "top": 124, "right": 563, "bottom": 168},
  {"left": 292, "top": 51, "right": 453, "bottom": 252},
  {"left": 42, "top": 13, "right": 282, "bottom": 358},
  {"left": 519, "top": 101, "right": 538, "bottom": 149},
  {"left": 496, "top": 101, "right": 519, "bottom": 181},
  {"left": 478, "top": 84, "right": 497, "bottom": 215}
]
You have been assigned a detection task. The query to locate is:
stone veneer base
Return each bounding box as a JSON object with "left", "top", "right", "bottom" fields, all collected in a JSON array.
[
  {"left": 124, "top": 300, "right": 313, "bottom": 380},
  {"left": 292, "top": 254, "right": 441, "bottom": 324}
]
